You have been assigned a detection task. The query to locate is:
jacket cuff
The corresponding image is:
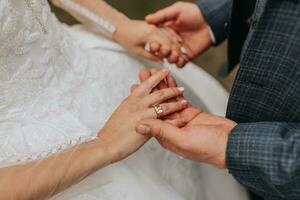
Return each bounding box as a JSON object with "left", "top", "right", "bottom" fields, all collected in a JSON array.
[
  {"left": 225, "top": 123, "right": 292, "bottom": 198},
  {"left": 226, "top": 123, "right": 265, "bottom": 195},
  {"left": 196, "top": 0, "right": 232, "bottom": 45}
]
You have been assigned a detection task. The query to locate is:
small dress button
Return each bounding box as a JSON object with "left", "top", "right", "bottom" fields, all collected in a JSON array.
[{"left": 248, "top": 16, "right": 257, "bottom": 29}]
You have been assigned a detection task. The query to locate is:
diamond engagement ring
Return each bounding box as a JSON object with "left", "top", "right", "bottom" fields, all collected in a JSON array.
[{"left": 154, "top": 105, "right": 164, "bottom": 118}]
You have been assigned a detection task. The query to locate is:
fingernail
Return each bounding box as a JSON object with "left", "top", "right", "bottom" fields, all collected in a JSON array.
[
  {"left": 178, "top": 87, "right": 185, "bottom": 92},
  {"left": 144, "top": 43, "right": 150, "bottom": 52},
  {"left": 181, "top": 100, "right": 188, "bottom": 106},
  {"left": 136, "top": 124, "right": 151, "bottom": 135},
  {"left": 180, "top": 47, "right": 188, "bottom": 55}
]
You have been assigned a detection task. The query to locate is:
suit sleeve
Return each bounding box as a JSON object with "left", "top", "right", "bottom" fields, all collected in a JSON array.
[
  {"left": 196, "top": 0, "right": 233, "bottom": 45},
  {"left": 226, "top": 122, "right": 300, "bottom": 199}
]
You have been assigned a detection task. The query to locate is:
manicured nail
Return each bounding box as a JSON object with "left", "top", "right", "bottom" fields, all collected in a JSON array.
[
  {"left": 181, "top": 100, "right": 188, "bottom": 106},
  {"left": 180, "top": 47, "right": 188, "bottom": 55},
  {"left": 178, "top": 87, "right": 185, "bottom": 92},
  {"left": 136, "top": 124, "right": 151, "bottom": 135},
  {"left": 144, "top": 43, "right": 150, "bottom": 52}
]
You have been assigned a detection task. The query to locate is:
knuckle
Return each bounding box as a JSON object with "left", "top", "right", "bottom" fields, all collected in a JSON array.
[
  {"left": 156, "top": 90, "right": 165, "bottom": 98},
  {"left": 171, "top": 87, "right": 180, "bottom": 96},
  {"left": 176, "top": 101, "right": 184, "bottom": 109},
  {"left": 161, "top": 46, "right": 170, "bottom": 52},
  {"left": 161, "top": 104, "right": 169, "bottom": 113},
  {"left": 146, "top": 25, "right": 156, "bottom": 35},
  {"left": 157, "top": 127, "right": 165, "bottom": 141}
]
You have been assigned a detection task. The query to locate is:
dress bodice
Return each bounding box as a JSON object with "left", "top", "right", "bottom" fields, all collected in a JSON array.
[
  {"left": 0, "top": 0, "right": 88, "bottom": 109},
  {"left": 0, "top": 0, "right": 95, "bottom": 166}
]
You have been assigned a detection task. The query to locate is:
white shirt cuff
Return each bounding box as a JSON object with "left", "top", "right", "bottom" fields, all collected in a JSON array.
[{"left": 207, "top": 25, "right": 216, "bottom": 44}]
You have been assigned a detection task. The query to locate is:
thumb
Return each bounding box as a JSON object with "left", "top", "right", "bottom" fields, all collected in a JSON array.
[
  {"left": 136, "top": 119, "right": 184, "bottom": 146},
  {"left": 145, "top": 4, "right": 179, "bottom": 25}
]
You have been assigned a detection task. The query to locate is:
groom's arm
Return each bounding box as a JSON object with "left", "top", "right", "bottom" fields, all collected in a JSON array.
[
  {"left": 196, "top": 0, "right": 233, "bottom": 45},
  {"left": 227, "top": 122, "right": 300, "bottom": 199}
]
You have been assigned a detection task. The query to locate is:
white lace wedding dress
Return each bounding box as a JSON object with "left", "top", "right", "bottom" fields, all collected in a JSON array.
[{"left": 0, "top": 0, "right": 248, "bottom": 199}]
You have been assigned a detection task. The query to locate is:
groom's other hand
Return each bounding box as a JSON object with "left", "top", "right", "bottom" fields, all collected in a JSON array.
[
  {"left": 136, "top": 112, "right": 237, "bottom": 169},
  {"left": 146, "top": 2, "right": 212, "bottom": 60}
]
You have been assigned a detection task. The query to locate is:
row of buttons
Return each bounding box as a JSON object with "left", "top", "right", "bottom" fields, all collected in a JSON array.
[{"left": 224, "top": 16, "right": 258, "bottom": 36}]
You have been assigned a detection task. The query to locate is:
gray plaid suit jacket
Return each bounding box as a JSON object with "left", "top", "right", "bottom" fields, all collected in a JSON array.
[{"left": 197, "top": 0, "right": 300, "bottom": 199}]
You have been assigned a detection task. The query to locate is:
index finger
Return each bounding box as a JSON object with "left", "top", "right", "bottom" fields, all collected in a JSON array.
[
  {"left": 139, "top": 69, "right": 151, "bottom": 82},
  {"left": 134, "top": 69, "right": 170, "bottom": 96},
  {"left": 166, "top": 74, "right": 177, "bottom": 87}
]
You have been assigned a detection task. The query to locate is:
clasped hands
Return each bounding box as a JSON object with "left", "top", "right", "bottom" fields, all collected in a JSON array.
[
  {"left": 135, "top": 69, "right": 237, "bottom": 169},
  {"left": 114, "top": 2, "right": 213, "bottom": 68},
  {"left": 99, "top": 68, "right": 236, "bottom": 169},
  {"left": 102, "top": 2, "right": 236, "bottom": 169}
]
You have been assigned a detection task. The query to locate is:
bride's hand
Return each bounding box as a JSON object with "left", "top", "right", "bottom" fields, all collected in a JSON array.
[
  {"left": 113, "top": 20, "right": 188, "bottom": 68},
  {"left": 98, "top": 69, "right": 188, "bottom": 163},
  {"left": 139, "top": 68, "right": 201, "bottom": 124}
]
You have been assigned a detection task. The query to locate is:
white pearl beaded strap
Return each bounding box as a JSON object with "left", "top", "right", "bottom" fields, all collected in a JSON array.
[
  {"left": 59, "top": 0, "right": 117, "bottom": 34},
  {"left": 24, "top": 0, "right": 48, "bottom": 34}
]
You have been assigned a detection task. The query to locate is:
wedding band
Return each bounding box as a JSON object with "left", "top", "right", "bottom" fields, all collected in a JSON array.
[{"left": 154, "top": 105, "right": 164, "bottom": 118}]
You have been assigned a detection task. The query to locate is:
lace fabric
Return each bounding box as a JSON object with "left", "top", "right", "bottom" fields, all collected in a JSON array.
[{"left": 0, "top": 0, "right": 122, "bottom": 167}]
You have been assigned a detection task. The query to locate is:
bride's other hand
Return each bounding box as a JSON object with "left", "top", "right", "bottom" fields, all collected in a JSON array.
[
  {"left": 98, "top": 69, "right": 187, "bottom": 163},
  {"left": 113, "top": 20, "right": 187, "bottom": 67}
]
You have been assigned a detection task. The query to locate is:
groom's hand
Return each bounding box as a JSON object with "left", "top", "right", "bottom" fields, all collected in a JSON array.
[
  {"left": 137, "top": 68, "right": 237, "bottom": 168},
  {"left": 136, "top": 112, "right": 237, "bottom": 169},
  {"left": 146, "top": 2, "right": 212, "bottom": 60}
]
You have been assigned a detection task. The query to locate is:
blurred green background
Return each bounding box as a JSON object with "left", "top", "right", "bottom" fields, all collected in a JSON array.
[{"left": 49, "top": 0, "right": 236, "bottom": 91}]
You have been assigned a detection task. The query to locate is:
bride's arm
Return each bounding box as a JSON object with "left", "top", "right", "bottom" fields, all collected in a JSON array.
[
  {"left": 0, "top": 139, "right": 110, "bottom": 199},
  {"left": 51, "top": 0, "right": 186, "bottom": 64},
  {"left": 0, "top": 70, "right": 187, "bottom": 200},
  {"left": 52, "top": 0, "right": 127, "bottom": 39}
]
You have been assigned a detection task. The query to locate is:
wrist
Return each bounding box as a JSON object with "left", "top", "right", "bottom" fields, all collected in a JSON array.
[
  {"left": 85, "top": 139, "right": 113, "bottom": 169},
  {"left": 112, "top": 18, "right": 131, "bottom": 42},
  {"left": 215, "top": 122, "right": 237, "bottom": 169}
]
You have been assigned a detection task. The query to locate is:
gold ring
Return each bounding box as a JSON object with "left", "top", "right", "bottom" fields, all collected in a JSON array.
[{"left": 154, "top": 105, "right": 164, "bottom": 118}]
